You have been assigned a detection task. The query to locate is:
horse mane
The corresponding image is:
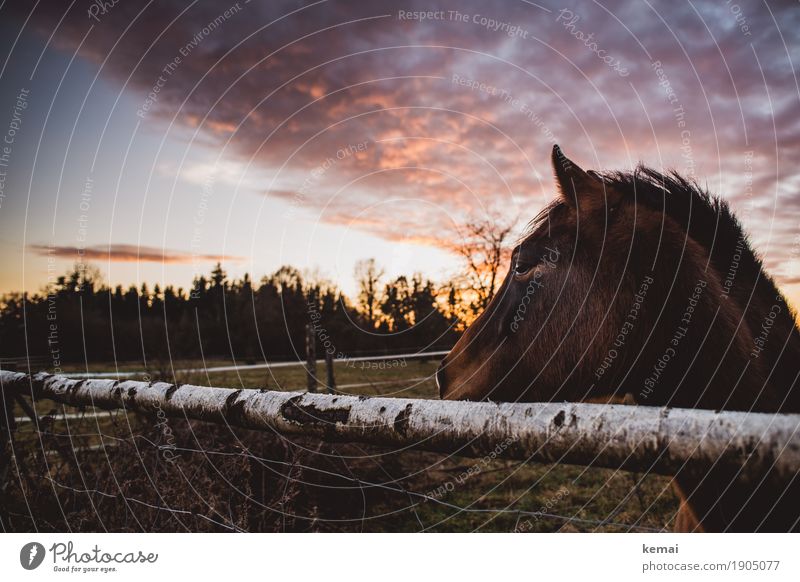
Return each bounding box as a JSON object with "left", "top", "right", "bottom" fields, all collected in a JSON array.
[
  {"left": 597, "top": 166, "right": 780, "bottom": 297},
  {"left": 520, "top": 164, "right": 785, "bottom": 308},
  {"left": 519, "top": 199, "right": 567, "bottom": 243}
]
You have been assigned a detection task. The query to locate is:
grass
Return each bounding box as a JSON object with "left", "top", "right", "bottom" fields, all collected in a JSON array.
[
  {"left": 180, "top": 359, "right": 439, "bottom": 397},
  {"left": 6, "top": 357, "right": 680, "bottom": 532}
]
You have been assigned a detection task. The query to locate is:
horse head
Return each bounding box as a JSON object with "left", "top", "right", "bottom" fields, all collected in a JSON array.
[{"left": 438, "top": 145, "right": 800, "bottom": 413}]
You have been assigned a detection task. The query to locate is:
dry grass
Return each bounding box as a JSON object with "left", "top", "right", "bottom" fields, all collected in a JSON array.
[{"left": 3, "top": 360, "right": 679, "bottom": 532}]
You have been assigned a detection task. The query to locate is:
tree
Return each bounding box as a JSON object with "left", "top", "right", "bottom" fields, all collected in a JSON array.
[
  {"left": 354, "top": 258, "right": 384, "bottom": 328},
  {"left": 381, "top": 275, "right": 412, "bottom": 332},
  {"left": 210, "top": 262, "right": 227, "bottom": 288},
  {"left": 450, "top": 213, "right": 518, "bottom": 316}
]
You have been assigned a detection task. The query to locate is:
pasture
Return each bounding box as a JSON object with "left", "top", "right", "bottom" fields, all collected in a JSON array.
[{"left": 3, "top": 357, "right": 680, "bottom": 532}]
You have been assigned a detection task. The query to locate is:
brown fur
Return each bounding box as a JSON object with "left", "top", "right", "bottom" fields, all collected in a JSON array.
[{"left": 438, "top": 145, "right": 800, "bottom": 532}]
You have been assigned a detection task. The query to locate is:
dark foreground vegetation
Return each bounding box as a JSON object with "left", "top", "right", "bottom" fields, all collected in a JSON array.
[
  {"left": 4, "top": 407, "right": 678, "bottom": 533},
  {"left": 1, "top": 363, "right": 680, "bottom": 533}
]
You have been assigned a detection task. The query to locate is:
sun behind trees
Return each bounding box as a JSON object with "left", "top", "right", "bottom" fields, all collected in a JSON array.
[{"left": 448, "top": 212, "right": 519, "bottom": 323}]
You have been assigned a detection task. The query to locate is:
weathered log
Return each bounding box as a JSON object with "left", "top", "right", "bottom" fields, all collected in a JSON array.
[{"left": 2, "top": 370, "right": 799, "bottom": 482}]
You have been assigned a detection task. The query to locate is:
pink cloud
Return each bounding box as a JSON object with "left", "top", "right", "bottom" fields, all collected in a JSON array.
[{"left": 28, "top": 244, "right": 242, "bottom": 265}]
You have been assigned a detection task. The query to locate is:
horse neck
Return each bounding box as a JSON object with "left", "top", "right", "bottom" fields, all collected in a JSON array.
[
  {"left": 690, "top": 205, "right": 800, "bottom": 410},
  {"left": 619, "top": 233, "right": 771, "bottom": 410},
  {"left": 722, "top": 264, "right": 800, "bottom": 412}
]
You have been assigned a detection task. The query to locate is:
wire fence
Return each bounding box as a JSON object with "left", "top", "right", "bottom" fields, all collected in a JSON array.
[
  {"left": 2, "top": 407, "right": 671, "bottom": 533},
  {"left": 3, "top": 370, "right": 799, "bottom": 533}
]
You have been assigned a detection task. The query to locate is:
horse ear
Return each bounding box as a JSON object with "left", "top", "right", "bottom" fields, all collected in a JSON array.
[{"left": 551, "top": 145, "right": 619, "bottom": 211}]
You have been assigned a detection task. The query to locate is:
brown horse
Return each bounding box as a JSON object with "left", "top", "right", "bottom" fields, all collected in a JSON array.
[{"left": 437, "top": 145, "right": 800, "bottom": 532}]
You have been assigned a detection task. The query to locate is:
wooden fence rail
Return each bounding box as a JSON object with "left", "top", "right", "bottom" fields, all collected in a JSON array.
[{"left": 2, "top": 370, "right": 800, "bottom": 482}]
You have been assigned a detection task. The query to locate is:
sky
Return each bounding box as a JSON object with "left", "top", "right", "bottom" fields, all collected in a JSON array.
[{"left": 0, "top": 0, "right": 799, "bottom": 301}]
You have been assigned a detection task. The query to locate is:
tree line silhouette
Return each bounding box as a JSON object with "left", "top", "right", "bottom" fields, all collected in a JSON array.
[{"left": 0, "top": 262, "right": 463, "bottom": 365}]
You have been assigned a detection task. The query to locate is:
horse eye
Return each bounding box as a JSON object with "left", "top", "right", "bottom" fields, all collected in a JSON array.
[{"left": 513, "top": 259, "right": 535, "bottom": 276}]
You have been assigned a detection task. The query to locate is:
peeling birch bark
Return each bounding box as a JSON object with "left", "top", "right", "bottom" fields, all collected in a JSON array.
[{"left": 2, "top": 371, "right": 799, "bottom": 482}]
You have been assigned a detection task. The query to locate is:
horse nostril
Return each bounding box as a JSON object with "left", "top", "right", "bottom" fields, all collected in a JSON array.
[{"left": 436, "top": 362, "right": 447, "bottom": 397}]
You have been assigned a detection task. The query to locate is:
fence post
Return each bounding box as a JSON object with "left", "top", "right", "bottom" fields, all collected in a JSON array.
[
  {"left": 0, "top": 374, "right": 16, "bottom": 529},
  {"left": 325, "top": 351, "right": 336, "bottom": 394},
  {"left": 305, "top": 323, "right": 317, "bottom": 393}
]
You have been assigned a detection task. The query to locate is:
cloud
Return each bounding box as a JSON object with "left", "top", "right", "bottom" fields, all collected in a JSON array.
[
  {"left": 28, "top": 244, "right": 242, "bottom": 264},
  {"left": 6, "top": 0, "right": 800, "bottom": 283}
]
